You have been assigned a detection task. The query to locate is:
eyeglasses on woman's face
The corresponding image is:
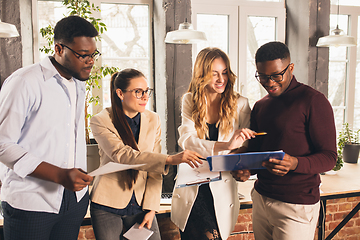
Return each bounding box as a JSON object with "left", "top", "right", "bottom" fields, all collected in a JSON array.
[
  {"left": 255, "top": 63, "right": 291, "bottom": 84},
  {"left": 123, "top": 88, "right": 153, "bottom": 99}
]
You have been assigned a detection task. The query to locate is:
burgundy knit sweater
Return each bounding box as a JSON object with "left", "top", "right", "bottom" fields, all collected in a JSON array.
[{"left": 248, "top": 76, "right": 337, "bottom": 204}]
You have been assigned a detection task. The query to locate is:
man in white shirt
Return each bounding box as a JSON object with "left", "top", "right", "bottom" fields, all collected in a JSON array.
[{"left": 0, "top": 15, "right": 99, "bottom": 240}]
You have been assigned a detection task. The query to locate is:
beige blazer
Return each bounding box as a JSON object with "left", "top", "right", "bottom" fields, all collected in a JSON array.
[
  {"left": 90, "top": 108, "right": 169, "bottom": 212},
  {"left": 171, "top": 92, "right": 251, "bottom": 239}
]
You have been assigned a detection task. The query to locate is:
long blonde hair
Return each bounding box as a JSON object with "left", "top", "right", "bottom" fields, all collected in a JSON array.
[{"left": 188, "top": 47, "right": 239, "bottom": 139}]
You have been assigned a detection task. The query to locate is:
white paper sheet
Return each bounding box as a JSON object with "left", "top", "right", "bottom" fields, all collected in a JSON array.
[
  {"left": 175, "top": 161, "right": 221, "bottom": 188},
  {"left": 88, "top": 162, "right": 146, "bottom": 177},
  {"left": 123, "top": 223, "right": 154, "bottom": 240}
]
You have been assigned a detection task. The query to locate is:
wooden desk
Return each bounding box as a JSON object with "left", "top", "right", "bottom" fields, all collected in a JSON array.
[{"left": 320, "top": 163, "right": 360, "bottom": 196}]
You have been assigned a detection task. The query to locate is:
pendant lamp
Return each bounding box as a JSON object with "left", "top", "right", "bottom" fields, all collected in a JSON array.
[
  {"left": 165, "top": 19, "right": 207, "bottom": 44},
  {"left": 0, "top": 20, "right": 19, "bottom": 38},
  {"left": 316, "top": 0, "right": 356, "bottom": 47}
]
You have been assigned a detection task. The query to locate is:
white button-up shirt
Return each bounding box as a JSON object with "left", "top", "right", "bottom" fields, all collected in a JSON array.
[{"left": 0, "top": 56, "right": 87, "bottom": 213}]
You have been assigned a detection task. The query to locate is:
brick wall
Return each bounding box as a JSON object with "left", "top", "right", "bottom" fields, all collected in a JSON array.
[
  {"left": 228, "top": 209, "right": 254, "bottom": 240},
  {"left": 78, "top": 226, "right": 95, "bottom": 240},
  {"left": 77, "top": 197, "right": 360, "bottom": 240},
  {"left": 317, "top": 197, "right": 360, "bottom": 240}
]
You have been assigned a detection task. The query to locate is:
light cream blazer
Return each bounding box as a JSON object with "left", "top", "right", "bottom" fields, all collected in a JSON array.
[
  {"left": 90, "top": 108, "right": 169, "bottom": 212},
  {"left": 171, "top": 92, "right": 251, "bottom": 239}
]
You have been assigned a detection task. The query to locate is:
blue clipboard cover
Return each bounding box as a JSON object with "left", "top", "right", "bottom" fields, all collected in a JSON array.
[{"left": 207, "top": 150, "right": 285, "bottom": 171}]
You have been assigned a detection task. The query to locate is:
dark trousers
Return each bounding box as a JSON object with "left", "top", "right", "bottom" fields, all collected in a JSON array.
[
  {"left": 90, "top": 204, "right": 161, "bottom": 240},
  {"left": 1, "top": 189, "right": 89, "bottom": 240}
]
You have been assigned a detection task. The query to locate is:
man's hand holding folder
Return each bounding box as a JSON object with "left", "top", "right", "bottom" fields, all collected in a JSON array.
[
  {"left": 262, "top": 153, "right": 298, "bottom": 176},
  {"left": 231, "top": 152, "right": 298, "bottom": 181}
]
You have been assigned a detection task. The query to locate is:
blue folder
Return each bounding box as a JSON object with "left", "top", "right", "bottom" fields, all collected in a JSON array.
[{"left": 207, "top": 150, "right": 285, "bottom": 171}]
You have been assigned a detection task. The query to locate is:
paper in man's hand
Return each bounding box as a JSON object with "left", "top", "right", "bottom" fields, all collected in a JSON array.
[{"left": 88, "top": 162, "right": 146, "bottom": 177}]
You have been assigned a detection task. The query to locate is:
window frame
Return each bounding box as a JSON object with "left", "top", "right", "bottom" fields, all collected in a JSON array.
[
  {"left": 192, "top": 4, "right": 239, "bottom": 76},
  {"left": 329, "top": 4, "right": 359, "bottom": 128},
  {"left": 239, "top": 6, "right": 285, "bottom": 99},
  {"left": 32, "top": 0, "right": 154, "bottom": 115},
  {"left": 191, "top": 0, "right": 285, "bottom": 99}
]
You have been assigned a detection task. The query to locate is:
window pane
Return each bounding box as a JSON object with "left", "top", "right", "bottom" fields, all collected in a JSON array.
[
  {"left": 37, "top": 1, "right": 68, "bottom": 60},
  {"left": 246, "top": 16, "right": 276, "bottom": 107},
  {"left": 101, "top": 3, "right": 151, "bottom": 108},
  {"left": 331, "top": 0, "right": 360, "bottom": 7},
  {"left": 196, "top": 14, "right": 229, "bottom": 54},
  {"left": 354, "top": 17, "right": 360, "bottom": 130},
  {"left": 328, "top": 14, "right": 349, "bottom": 130},
  {"left": 329, "top": 62, "right": 347, "bottom": 130},
  {"left": 354, "top": 63, "right": 360, "bottom": 129}
]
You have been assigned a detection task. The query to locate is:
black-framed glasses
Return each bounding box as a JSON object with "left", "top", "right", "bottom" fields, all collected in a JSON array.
[
  {"left": 255, "top": 63, "right": 291, "bottom": 84},
  {"left": 60, "top": 44, "right": 101, "bottom": 63},
  {"left": 123, "top": 88, "right": 154, "bottom": 99}
]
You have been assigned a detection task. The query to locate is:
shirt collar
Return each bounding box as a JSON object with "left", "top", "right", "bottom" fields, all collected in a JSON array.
[
  {"left": 40, "top": 56, "right": 63, "bottom": 82},
  {"left": 125, "top": 112, "right": 141, "bottom": 127},
  {"left": 40, "top": 56, "right": 86, "bottom": 94}
]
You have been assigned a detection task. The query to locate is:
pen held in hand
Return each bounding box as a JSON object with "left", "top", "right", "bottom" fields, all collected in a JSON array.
[{"left": 254, "top": 132, "right": 267, "bottom": 136}]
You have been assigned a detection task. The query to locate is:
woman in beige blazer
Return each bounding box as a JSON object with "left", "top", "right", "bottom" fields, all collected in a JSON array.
[
  {"left": 171, "top": 48, "right": 254, "bottom": 240},
  {"left": 89, "top": 69, "right": 202, "bottom": 240}
]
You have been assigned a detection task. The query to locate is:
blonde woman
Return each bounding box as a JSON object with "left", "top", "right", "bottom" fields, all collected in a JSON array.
[{"left": 171, "top": 48, "right": 254, "bottom": 240}]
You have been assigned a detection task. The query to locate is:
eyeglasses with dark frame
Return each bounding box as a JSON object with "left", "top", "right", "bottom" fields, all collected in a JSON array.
[
  {"left": 123, "top": 88, "right": 154, "bottom": 99},
  {"left": 255, "top": 63, "right": 291, "bottom": 84},
  {"left": 60, "top": 44, "right": 101, "bottom": 63}
]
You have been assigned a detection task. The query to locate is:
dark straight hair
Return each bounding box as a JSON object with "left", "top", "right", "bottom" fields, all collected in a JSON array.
[{"left": 110, "top": 68, "right": 145, "bottom": 189}]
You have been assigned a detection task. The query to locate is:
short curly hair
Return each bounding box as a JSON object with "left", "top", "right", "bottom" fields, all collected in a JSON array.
[
  {"left": 255, "top": 41, "right": 290, "bottom": 63},
  {"left": 54, "top": 15, "right": 98, "bottom": 44}
]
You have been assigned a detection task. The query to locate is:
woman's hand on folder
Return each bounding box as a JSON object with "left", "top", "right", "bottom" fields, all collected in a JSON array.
[
  {"left": 165, "top": 150, "right": 204, "bottom": 168},
  {"left": 230, "top": 169, "right": 251, "bottom": 182}
]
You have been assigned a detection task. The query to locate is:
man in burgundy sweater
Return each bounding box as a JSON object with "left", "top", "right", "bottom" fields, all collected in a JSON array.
[{"left": 232, "top": 41, "right": 337, "bottom": 240}]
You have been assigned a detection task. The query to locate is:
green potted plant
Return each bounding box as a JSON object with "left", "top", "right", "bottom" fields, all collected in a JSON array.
[
  {"left": 39, "top": 0, "right": 118, "bottom": 172},
  {"left": 337, "top": 123, "right": 360, "bottom": 166}
]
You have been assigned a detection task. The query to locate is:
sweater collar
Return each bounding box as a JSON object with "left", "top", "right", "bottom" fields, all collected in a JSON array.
[{"left": 278, "top": 75, "right": 300, "bottom": 96}]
